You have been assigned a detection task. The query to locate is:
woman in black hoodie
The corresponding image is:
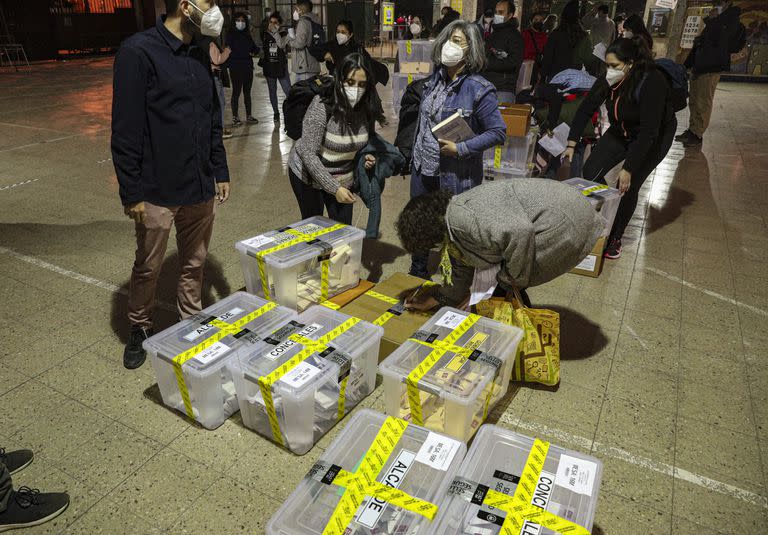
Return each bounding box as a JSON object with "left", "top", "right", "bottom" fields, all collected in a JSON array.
[
  {"left": 564, "top": 37, "right": 676, "bottom": 260},
  {"left": 226, "top": 12, "right": 260, "bottom": 126}
]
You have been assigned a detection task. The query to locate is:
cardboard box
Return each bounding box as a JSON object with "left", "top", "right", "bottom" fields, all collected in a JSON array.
[
  {"left": 399, "top": 61, "right": 432, "bottom": 74},
  {"left": 339, "top": 273, "right": 434, "bottom": 362},
  {"left": 570, "top": 236, "right": 606, "bottom": 278},
  {"left": 499, "top": 104, "right": 532, "bottom": 137},
  {"left": 320, "top": 279, "right": 375, "bottom": 309}
]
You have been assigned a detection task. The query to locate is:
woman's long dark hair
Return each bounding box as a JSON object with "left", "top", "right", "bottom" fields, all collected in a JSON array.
[
  {"left": 606, "top": 37, "right": 655, "bottom": 103},
  {"left": 323, "top": 53, "right": 384, "bottom": 131},
  {"left": 623, "top": 14, "right": 654, "bottom": 50},
  {"left": 556, "top": 0, "right": 588, "bottom": 48}
]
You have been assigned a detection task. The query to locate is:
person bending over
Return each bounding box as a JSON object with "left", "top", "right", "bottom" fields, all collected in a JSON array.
[
  {"left": 564, "top": 37, "right": 676, "bottom": 260},
  {"left": 396, "top": 179, "right": 603, "bottom": 311}
]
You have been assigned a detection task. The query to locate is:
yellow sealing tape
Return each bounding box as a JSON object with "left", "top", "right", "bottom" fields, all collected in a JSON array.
[
  {"left": 408, "top": 74, "right": 413, "bottom": 84},
  {"left": 444, "top": 332, "right": 487, "bottom": 373},
  {"left": 322, "top": 417, "right": 438, "bottom": 535},
  {"left": 480, "top": 439, "right": 590, "bottom": 535},
  {"left": 172, "top": 302, "right": 278, "bottom": 421},
  {"left": 255, "top": 223, "right": 346, "bottom": 300},
  {"left": 405, "top": 314, "right": 481, "bottom": 426},
  {"left": 258, "top": 318, "right": 360, "bottom": 448},
  {"left": 366, "top": 282, "right": 437, "bottom": 327},
  {"left": 320, "top": 300, "right": 341, "bottom": 310},
  {"left": 581, "top": 184, "right": 609, "bottom": 195},
  {"left": 406, "top": 40, "right": 412, "bottom": 55},
  {"left": 494, "top": 146, "right": 503, "bottom": 169}
]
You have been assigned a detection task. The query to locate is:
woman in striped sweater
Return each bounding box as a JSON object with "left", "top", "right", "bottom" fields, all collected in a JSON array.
[{"left": 288, "top": 53, "right": 384, "bottom": 224}]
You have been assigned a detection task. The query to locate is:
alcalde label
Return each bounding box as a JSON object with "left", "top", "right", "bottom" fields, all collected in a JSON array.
[
  {"left": 183, "top": 307, "right": 244, "bottom": 342},
  {"left": 354, "top": 450, "right": 415, "bottom": 529}
]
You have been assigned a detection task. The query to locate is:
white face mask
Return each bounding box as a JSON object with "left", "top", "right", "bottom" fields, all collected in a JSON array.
[
  {"left": 606, "top": 66, "right": 626, "bottom": 86},
  {"left": 235, "top": 21, "right": 246, "bottom": 31},
  {"left": 441, "top": 40, "right": 466, "bottom": 67},
  {"left": 188, "top": 1, "right": 224, "bottom": 37},
  {"left": 410, "top": 23, "right": 422, "bottom": 35},
  {"left": 493, "top": 14, "right": 506, "bottom": 25},
  {"left": 344, "top": 86, "right": 364, "bottom": 108},
  {"left": 293, "top": 10, "right": 300, "bottom": 21},
  {"left": 623, "top": 30, "right": 634, "bottom": 39},
  {"left": 336, "top": 33, "right": 350, "bottom": 45}
]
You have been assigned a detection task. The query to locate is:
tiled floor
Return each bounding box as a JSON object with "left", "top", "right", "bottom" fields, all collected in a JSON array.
[{"left": 0, "top": 58, "right": 766, "bottom": 534}]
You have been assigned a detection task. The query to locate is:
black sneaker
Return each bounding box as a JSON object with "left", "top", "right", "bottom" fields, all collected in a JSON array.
[
  {"left": 246, "top": 116, "right": 259, "bottom": 124},
  {"left": 123, "top": 325, "right": 153, "bottom": 370},
  {"left": 604, "top": 237, "right": 622, "bottom": 259},
  {"left": 232, "top": 117, "right": 242, "bottom": 127},
  {"left": 682, "top": 133, "right": 703, "bottom": 147},
  {"left": 273, "top": 113, "right": 280, "bottom": 122},
  {"left": 675, "top": 129, "right": 694, "bottom": 142},
  {"left": 0, "top": 449, "right": 33, "bottom": 476},
  {"left": 0, "top": 487, "right": 69, "bottom": 532}
]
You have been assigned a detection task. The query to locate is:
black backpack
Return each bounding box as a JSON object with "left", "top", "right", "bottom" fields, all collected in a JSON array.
[
  {"left": 310, "top": 20, "right": 326, "bottom": 48},
  {"left": 283, "top": 75, "right": 334, "bottom": 140},
  {"left": 655, "top": 59, "right": 689, "bottom": 113}
]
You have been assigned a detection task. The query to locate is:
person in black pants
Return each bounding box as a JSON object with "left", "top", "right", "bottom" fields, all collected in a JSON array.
[
  {"left": 226, "top": 12, "right": 260, "bottom": 126},
  {"left": 564, "top": 37, "right": 676, "bottom": 260}
]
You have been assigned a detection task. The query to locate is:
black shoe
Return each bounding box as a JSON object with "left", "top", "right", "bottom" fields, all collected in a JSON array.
[
  {"left": 604, "top": 237, "right": 622, "bottom": 259},
  {"left": 682, "top": 133, "right": 703, "bottom": 147},
  {"left": 246, "top": 116, "right": 259, "bottom": 124},
  {"left": 232, "top": 117, "right": 242, "bottom": 127},
  {"left": 0, "top": 449, "right": 33, "bottom": 476},
  {"left": 123, "top": 325, "right": 152, "bottom": 370},
  {"left": 273, "top": 113, "right": 280, "bottom": 122},
  {"left": 675, "top": 129, "right": 694, "bottom": 142},
  {"left": 0, "top": 487, "right": 69, "bottom": 532}
]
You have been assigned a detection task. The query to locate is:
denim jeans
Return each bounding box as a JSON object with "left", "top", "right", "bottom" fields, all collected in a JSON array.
[
  {"left": 497, "top": 90, "right": 516, "bottom": 104},
  {"left": 266, "top": 74, "right": 292, "bottom": 115},
  {"left": 409, "top": 169, "right": 441, "bottom": 278}
]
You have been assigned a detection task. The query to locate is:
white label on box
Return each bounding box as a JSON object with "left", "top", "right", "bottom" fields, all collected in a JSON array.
[
  {"left": 415, "top": 432, "right": 461, "bottom": 471},
  {"left": 263, "top": 339, "right": 299, "bottom": 361},
  {"left": 183, "top": 307, "right": 245, "bottom": 342},
  {"left": 243, "top": 234, "right": 276, "bottom": 249},
  {"left": 297, "top": 323, "right": 323, "bottom": 339},
  {"left": 555, "top": 454, "right": 597, "bottom": 496},
  {"left": 435, "top": 311, "right": 467, "bottom": 330},
  {"left": 520, "top": 471, "right": 557, "bottom": 535},
  {"left": 279, "top": 362, "right": 323, "bottom": 389},
  {"left": 575, "top": 254, "right": 597, "bottom": 272},
  {"left": 191, "top": 341, "right": 231, "bottom": 365},
  {"left": 355, "top": 450, "right": 416, "bottom": 528}
]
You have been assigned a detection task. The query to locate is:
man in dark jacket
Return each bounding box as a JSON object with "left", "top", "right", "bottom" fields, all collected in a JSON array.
[
  {"left": 484, "top": 0, "right": 524, "bottom": 103},
  {"left": 677, "top": 0, "right": 746, "bottom": 147}
]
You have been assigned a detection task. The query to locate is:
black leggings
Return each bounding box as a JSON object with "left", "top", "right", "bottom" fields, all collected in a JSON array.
[
  {"left": 230, "top": 68, "right": 253, "bottom": 118},
  {"left": 289, "top": 169, "right": 353, "bottom": 225},
  {"left": 582, "top": 119, "right": 677, "bottom": 240}
]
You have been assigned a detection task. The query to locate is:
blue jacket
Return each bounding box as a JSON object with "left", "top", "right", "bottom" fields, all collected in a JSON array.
[{"left": 415, "top": 70, "right": 507, "bottom": 193}]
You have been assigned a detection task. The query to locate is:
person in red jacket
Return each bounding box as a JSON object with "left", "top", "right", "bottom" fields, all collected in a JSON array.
[{"left": 523, "top": 12, "right": 549, "bottom": 61}]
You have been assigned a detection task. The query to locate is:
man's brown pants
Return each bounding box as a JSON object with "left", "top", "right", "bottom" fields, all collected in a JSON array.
[{"left": 128, "top": 199, "right": 215, "bottom": 327}]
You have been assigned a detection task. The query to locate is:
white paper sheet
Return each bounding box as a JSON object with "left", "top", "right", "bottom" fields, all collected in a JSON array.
[
  {"left": 469, "top": 266, "right": 501, "bottom": 306},
  {"left": 538, "top": 123, "right": 570, "bottom": 157}
]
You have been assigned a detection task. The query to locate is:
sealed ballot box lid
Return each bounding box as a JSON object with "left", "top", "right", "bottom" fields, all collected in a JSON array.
[
  {"left": 562, "top": 178, "right": 621, "bottom": 213},
  {"left": 379, "top": 308, "right": 523, "bottom": 403},
  {"left": 143, "top": 292, "right": 295, "bottom": 373},
  {"left": 266, "top": 409, "right": 466, "bottom": 535},
  {"left": 235, "top": 216, "right": 365, "bottom": 268},
  {"left": 236, "top": 306, "right": 382, "bottom": 399},
  {"left": 432, "top": 425, "right": 603, "bottom": 535}
]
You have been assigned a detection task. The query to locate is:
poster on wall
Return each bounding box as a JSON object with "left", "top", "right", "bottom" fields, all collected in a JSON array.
[
  {"left": 680, "top": 14, "right": 704, "bottom": 48},
  {"left": 382, "top": 1, "right": 395, "bottom": 32},
  {"left": 451, "top": 0, "right": 463, "bottom": 15}
]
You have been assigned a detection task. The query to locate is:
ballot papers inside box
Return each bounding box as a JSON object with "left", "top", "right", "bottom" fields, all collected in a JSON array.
[
  {"left": 266, "top": 409, "right": 466, "bottom": 535},
  {"left": 236, "top": 216, "right": 365, "bottom": 312},
  {"left": 143, "top": 292, "right": 296, "bottom": 429},
  {"left": 228, "top": 306, "right": 383, "bottom": 454},
  {"left": 432, "top": 424, "right": 603, "bottom": 535},
  {"left": 379, "top": 308, "right": 523, "bottom": 442}
]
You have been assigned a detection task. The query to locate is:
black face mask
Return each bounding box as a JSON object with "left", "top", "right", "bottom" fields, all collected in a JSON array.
[{"left": 532, "top": 21, "right": 544, "bottom": 31}]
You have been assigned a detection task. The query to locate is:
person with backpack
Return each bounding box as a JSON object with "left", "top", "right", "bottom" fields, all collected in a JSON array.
[
  {"left": 263, "top": 11, "right": 291, "bottom": 122},
  {"left": 288, "top": 53, "right": 384, "bottom": 224},
  {"left": 523, "top": 12, "right": 549, "bottom": 85},
  {"left": 563, "top": 37, "right": 676, "bottom": 260},
  {"left": 226, "top": 12, "right": 260, "bottom": 126},
  {"left": 484, "top": 0, "right": 525, "bottom": 103},
  {"left": 677, "top": 0, "right": 746, "bottom": 147},
  {"left": 540, "top": 1, "right": 594, "bottom": 82},
  {"left": 288, "top": 0, "right": 322, "bottom": 82}
]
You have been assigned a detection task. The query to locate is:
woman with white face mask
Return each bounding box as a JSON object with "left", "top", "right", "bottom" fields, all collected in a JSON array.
[
  {"left": 288, "top": 53, "right": 386, "bottom": 225},
  {"left": 563, "top": 37, "right": 676, "bottom": 260},
  {"left": 405, "top": 15, "right": 429, "bottom": 39},
  {"left": 225, "top": 12, "right": 260, "bottom": 126},
  {"left": 402, "top": 20, "right": 506, "bottom": 278}
]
